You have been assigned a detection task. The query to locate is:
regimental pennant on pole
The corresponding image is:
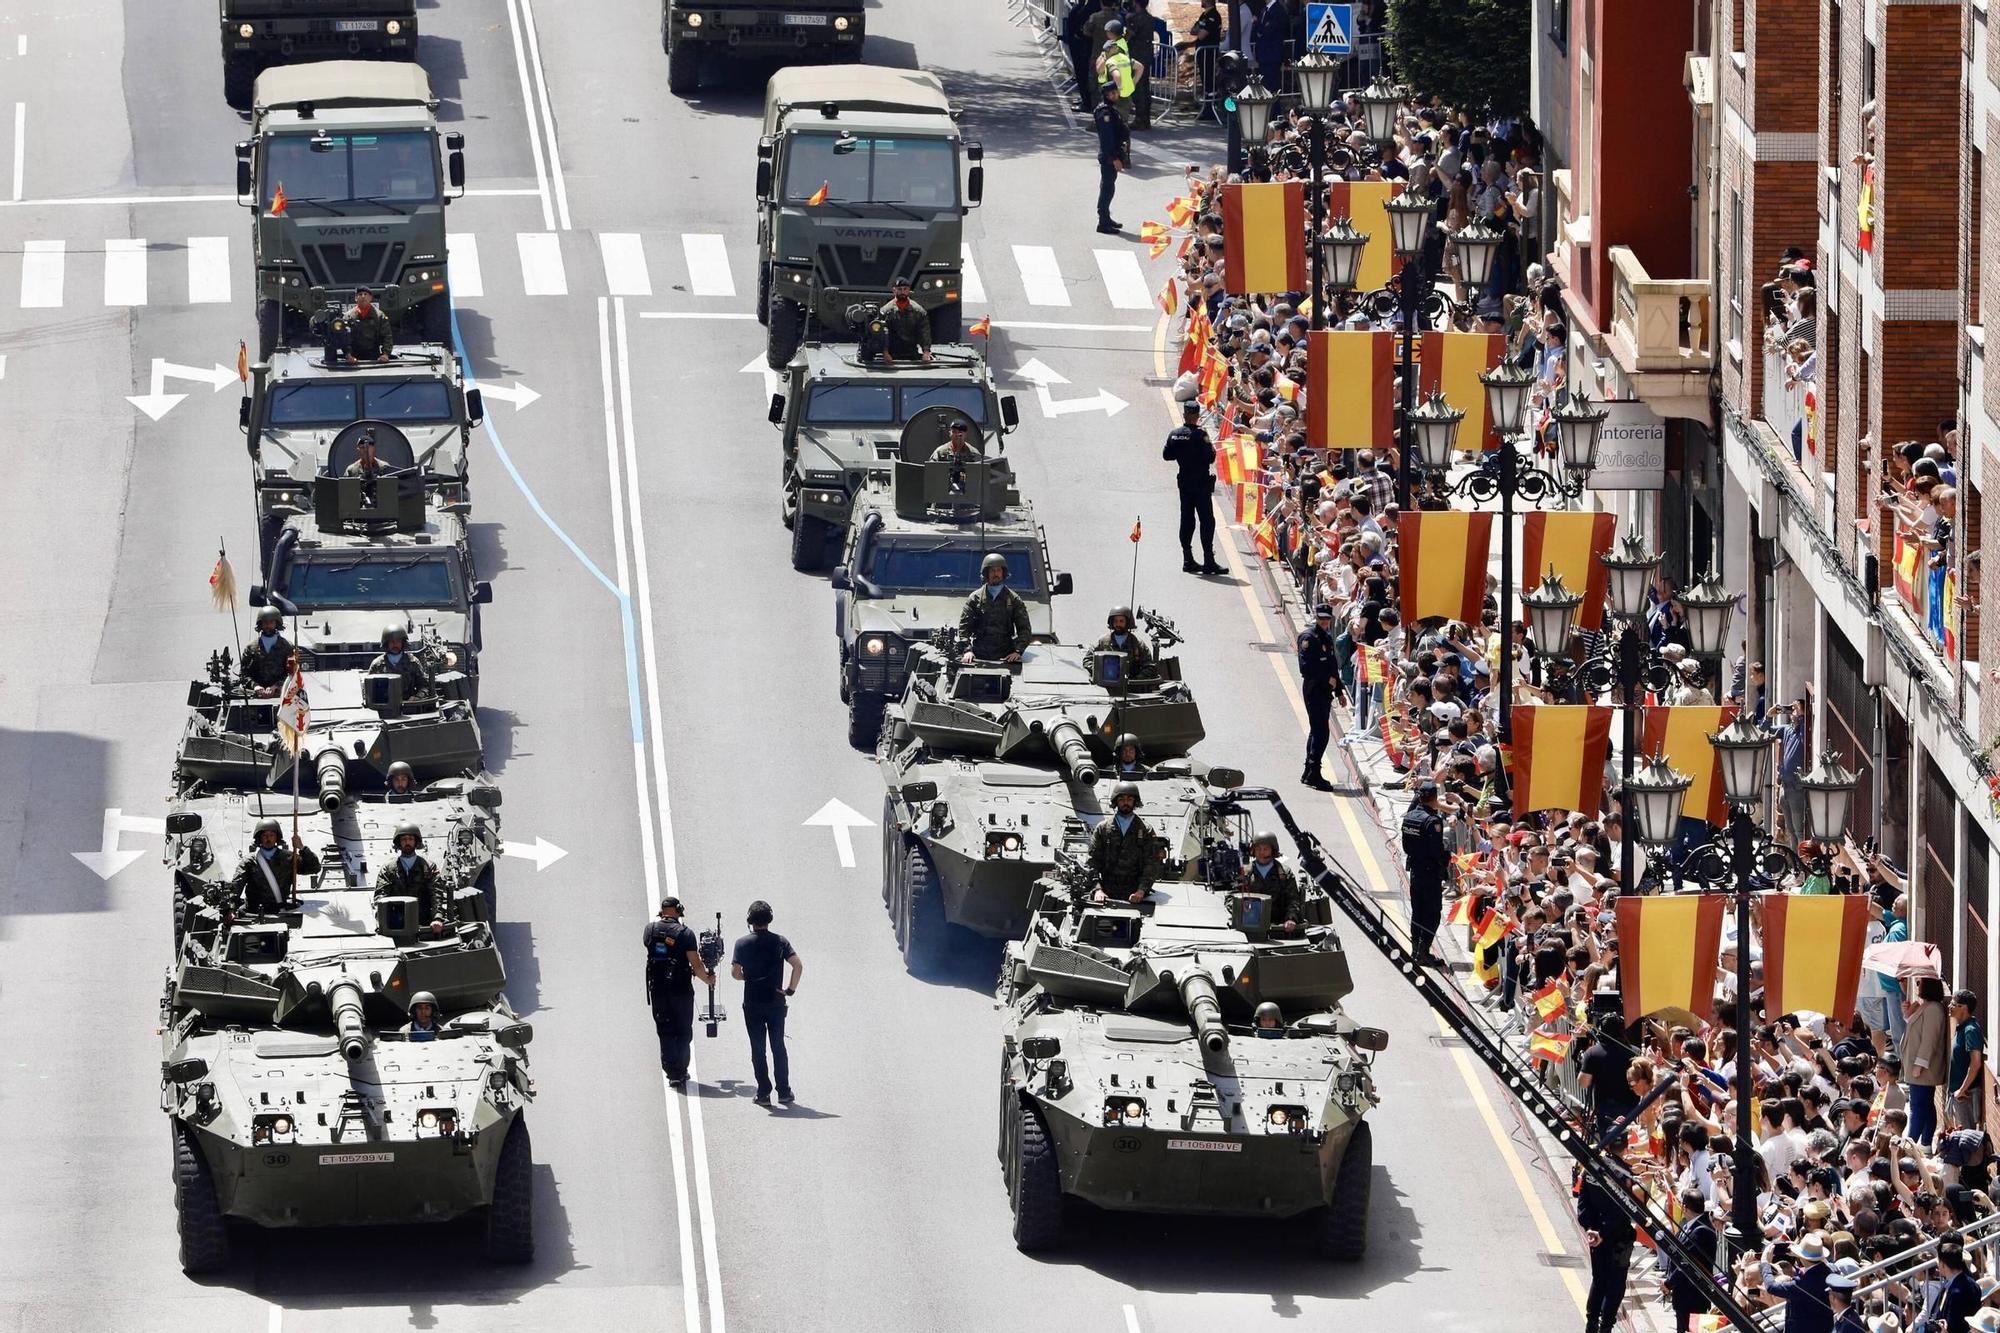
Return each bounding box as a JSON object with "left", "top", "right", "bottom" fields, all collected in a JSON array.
[
  {"left": 1614, "top": 894, "right": 1727, "bottom": 1025},
  {"left": 276, "top": 658, "right": 311, "bottom": 755},
  {"left": 1520, "top": 512, "right": 1615, "bottom": 631},
  {"left": 1763, "top": 893, "right": 1871, "bottom": 1024},
  {"left": 1306, "top": 329, "right": 1395, "bottom": 450},
  {"left": 1220, "top": 181, "right": 1307, "bottom": 296},
  {"left": 1396, "top": 510, "right": 1493, "bottom": 625},
  {"left": 1641, "top": 705, "right": 1736, "bottom": 827},
  {"left": 1419, "top": 332, "right": 1507, "bottom": 450},
  {"left": 1507, "top": 705, "right": 1613, "bottom": 815}
]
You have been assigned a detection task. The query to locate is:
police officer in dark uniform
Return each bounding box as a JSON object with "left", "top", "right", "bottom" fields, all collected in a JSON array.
[
  {"left": 643, "top": 896, "right": 714, "bottom": 1087},
  {"left": 958, "top": 553, "right": 1033, "bottom": 663},
  {"left": 879, "top": 276, "right": 932, "bottom": 363},
  {"left": 1296, "top": 603, "right": 1339, "bottom": 789},
  {"left": 1092, "top": 606, "right": 1158, "bottom": 679},
  {"left": 344, "top": 288, "right": 394, "bottom": 363},
  {"left": 1161, "top": 400, "right": 1222, "bottom": 574},
  {"left": 368, "top": 623, "right": 433, "bottom": 699},
  {"left": 1089, "top": 781, "right": 1157, "bottom": 903},
  {"left": 1400, "top": 781, "right": 1449, "bottom": 967},
  {"left": 1094, "top": 81, "right": 1130, "bottom": 234},
  {"left": 239, "top": 606, "right": 295, "bottom": 695}
]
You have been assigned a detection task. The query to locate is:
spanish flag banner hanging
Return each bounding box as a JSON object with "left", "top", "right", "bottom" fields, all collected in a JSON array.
[
  {"left": 1520, "top": 511, "right": 1616, "bottom": 631},
  {"left": 1613, "top": 894, "right": 1727, "bottom": 1025},
  {"left": 1396, "top": 510, "right": 1493, "bottom": 625},
  {"left": 1762, "top": 893, "right": 1871, "bottom": 1024},
  {"left": 1306, "top": 330, "right": 1395, "bottom": 450},
  {"left": 1418, "top": 332, "right": 1506, "bottom": 450},
  {"left": 1324, "top": 180, "right": 1405, "bottom": 292},
  {"left": 1220, "top": 181, "right": 1307, "bottom": 295},
  {"left": 1641, "top": 705, "right": 1736, "bottom": 827},
  {"left": 1508, "top": 705, "right": 1613, "bottom": 815}
]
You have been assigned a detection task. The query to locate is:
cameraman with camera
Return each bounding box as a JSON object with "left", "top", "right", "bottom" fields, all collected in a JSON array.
[{"left": 643, "top": 896, "right": 715, "bottom": 1089}]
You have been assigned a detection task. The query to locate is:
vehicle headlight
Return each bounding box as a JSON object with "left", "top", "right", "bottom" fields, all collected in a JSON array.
[
  {"left": 1103, "top": 1097, "right": 1146, "bottom": 1125},
  {"left": 1003, "top": 834, "right": 1021, "bottom": 851},
  {"left": 271, "top": 1115, "right": 293, "bottom": 1136},
  {"left": 238, "top": 22, "right": 255, "bottom": 38},
  {"left": 1267, "top": 1104, "right": 1308, "bottom": 1132},
  {"left": 443, "top": 649, "right": 460, "bottom": 667},
  {"left": 1268, "top": 1108, "right": 1288, "bottom": 1127},
  {"left": 861, "top": 636, "right": 886, "bottom": 656},
  {"left": 687, "top": 12, "right": 703, "bottom": 26},
  {"left": 834, "top": 15, "right": 850, "bottom": 29},
  {"left": 418, "top": 1110, "right": 439, "bottom": 1130},
  {"left": 386, "top": 19, "right": 402, "bottom": 34}
]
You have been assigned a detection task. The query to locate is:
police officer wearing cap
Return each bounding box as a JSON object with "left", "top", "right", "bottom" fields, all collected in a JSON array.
[
  {"left": 880, "top": 276, "right": 932, "bottom": 362},
  {"left": 1161, "top": 399, "right": 1222, "bottom": 574},
  {"left": 1401, "top": 781, "right": 1448, "bottom": 967},
  {"left": 1093, "top": 80, "right": 1129, "bottom": 234},
  {"left": 239, "top": 605, "right": 295, "bottom": 695},
  {"left": 643, "top": 896, "right": 714, "bottom": 1087},
  {"left": 1297, "top": 603, "right": 1339, "bottom": 789}
]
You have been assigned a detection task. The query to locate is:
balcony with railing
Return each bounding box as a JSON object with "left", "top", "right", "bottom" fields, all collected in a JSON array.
[{"left": 1606, "top": 246, "right": 1712, "bottom": 374}]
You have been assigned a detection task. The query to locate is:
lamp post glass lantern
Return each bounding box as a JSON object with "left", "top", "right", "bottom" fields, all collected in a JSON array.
[
  {"left": 1408, "top": 392, "right": 1464, "bottom": 472},
  {"left": 1706, "top": 716, "right": 1776, "bottom": 808},
  {"left": 1798, "top": 751, "right": 1860, "bottom": 844},
  {"left": 1480, "top": 361, "right": 1535, "bottom": 439},
  {"left": 1600, "top": 531, "right": 1662, "bottom": 622},
  {"left": 1449, "top": 221, "right": 1504, "bottom": 292},
  {"left": 1356, "top": 78, "right": 1402, "bottom": 144},
  {"left": 1521, "top": 569, "right": 1584, "bottom": 657},
  {"left": 1627, "top": 755, "right": 1694, "bottom": 846},
  {"left": 1233, "top": 76, "right": 1275, "bottom": 146},
  {"left": 1291, "top": 53, "right": 1340, "bottom": 113},
  {"left": 1381, "top": 188, "right": 1434, "bottom": 258},
  {"left": 1319, "top": 218, "right": 1369, "bottom": 293},
  {"left": 1678, "top": 574, "right": 1736, "bottom": 659},
  {"left": 1553, "top": 390, "right": 1610, "bottom": 477}
]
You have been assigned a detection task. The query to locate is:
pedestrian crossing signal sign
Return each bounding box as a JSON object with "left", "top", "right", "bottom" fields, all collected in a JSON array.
[{"left": 1306, "top": 2, "right": 1353, "bottom": 54}]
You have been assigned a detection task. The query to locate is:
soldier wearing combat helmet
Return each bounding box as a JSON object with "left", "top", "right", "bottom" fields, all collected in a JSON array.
[
  {"left": 1109, "top": 733, "right": 1147, "bottom": 777},
  {"left": 402, "top": 991, "right": 443, "bottom": 1041},
  {"left": 375, "top": 821, "right": 451, "bottom": 935},
  {"left": 367, "top": 622, "right": 433, "bottom": 698},
  {"left": 229, "top": 816, "right": 321, "bottom": 914},
  {"left": 1089, "top": 780, "right": 1157, "bottom": 904},
  {"left": 385, "top": 761, "right": 417, "bottom": 799},
  {"left": 1241, "top": 828, "right": 1307, "bottom": 936},
  {"left": 957, "top": 553, "right": 1033, "bottom": 663},
  {"left": 1091, "top": 605, "right": 1157, "bottom": 679},
  {"left": 238, "top": 605, "right": 295, "bottom": 695}
]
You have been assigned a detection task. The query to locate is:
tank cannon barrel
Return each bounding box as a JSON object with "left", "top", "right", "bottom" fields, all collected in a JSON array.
[
  {"left": 329, "top": 981, "right": 368, "bottom": 1061},
  {"left": 1047, "top": 720, "right": 1099, "bottom": 786},
  {"left": 1179, "top": 972, "right": 1229, "bottom": 1054},
  {"left": 314, "top": 748, "right": 347, "bottom": 813}
]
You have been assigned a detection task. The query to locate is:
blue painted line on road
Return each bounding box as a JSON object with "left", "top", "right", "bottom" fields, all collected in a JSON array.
[{"left": 451, "top": 307, "right": 646, "bottom": 745}]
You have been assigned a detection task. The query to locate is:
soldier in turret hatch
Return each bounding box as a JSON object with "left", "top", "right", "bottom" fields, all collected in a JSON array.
[
  {"left": 343, "top": 288, "right": 394, "bottom": 364},
  {"left": 1090, "top": 781, "right": 1157, "bottom": 904},
  {"left": 958, "top": 553, "right": 1032, "bottom": 663},
  {"left": 385, "top": 761, "right": 417, "bottom": 799},
  {"left": 929, "top": 417, "right": 980, "bottom": 463},
  {"left": 1091, "top": 606, "right": 1157, "bottom": 679},
  {"left": 238, "top": 605, "right": 295, "bottom": 696},
  {"left": 1241, "top": 829, "right": 1306, "bottom": 937},
  {"left": 344, "top": 430, "right": 387, "bottom": 480},
  {"left": 1109, "top": 733, "right": 1147, "bottom": 777},
  {"left": 402, "top": 991, "right": 442, "bottom": 1041},
  {"left": 230, "top": 817, "right": 320, "bottom": 914},
  {"left": 376, "top": 822, "right": 451, "bottom": 936},
  {"left": 368, "top": 623, "right": 433, "bottom": 698},
  {"left": 878, "top": 275, "right": 931, "bottom": 362}
]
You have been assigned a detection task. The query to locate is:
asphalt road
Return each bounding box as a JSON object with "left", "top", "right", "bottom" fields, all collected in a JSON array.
[{"left": 0, "top": 3, "right": 1589, "bottom": 1330}]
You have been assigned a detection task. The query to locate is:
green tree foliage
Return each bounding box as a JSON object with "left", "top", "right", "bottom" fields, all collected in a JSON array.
[{"left": 1384, "top": 0, "right": 1532, "bottom": 119}]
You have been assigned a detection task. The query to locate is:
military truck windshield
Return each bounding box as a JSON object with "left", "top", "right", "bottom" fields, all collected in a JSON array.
[
  {"left": 866, "top": 542, "right": 1040, "bottom": 593},
  {"left": 268, "top": 380, "right": 454, "bottom": 425},
  {"left": 806, "top": 382, "right": 987, "bottom": 425},
  {"left": 364, "top": 381, "right": 454, "bottom": 422},
  {"left": 262, "top": 131, "right": 439, "bottom": 209},
  {"left": 285, "top": 554, "right": 460, "bottom": 609},
  {"left": 783, "top": 134, "right": 958, "bottom": 208}
]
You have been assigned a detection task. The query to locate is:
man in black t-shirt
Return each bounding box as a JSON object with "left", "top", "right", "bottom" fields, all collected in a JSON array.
[
  {"left": 732, "top": 900, "right": 804, "bottom": 1105},
  {"left": 643, "top": 896, "right": 713, "bottom": 1087},
  {"left": 1578, "top": 1013, "right": 1639, "bottom": 1128}
]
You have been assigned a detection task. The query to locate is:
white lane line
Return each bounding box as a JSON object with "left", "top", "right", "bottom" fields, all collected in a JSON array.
[
  {"left": 1093, "top": 247, "right": 1151, "bottom": 310},
  {"left": 516, "top": 0, "right": 571, "bottom": 230},
  {"left": 637, "top": 311, "right": 756, "bottom": 321},
  {"left": 961, "top": 242, "right": 986, "bottom": 303},
  {"left": 103, "top": 237, "right": 147, "bottom": 306},
  {"left": 1122, "top": 1305, "right": 1141, "bottom": 1333},
  {"left": 0, "top": 192, "right": 237, "bottom": 208},
  {"left": 501, "top": 0, "right": 555, "bottom": 230},
  {"left": 681, "top": 233, "right": 734, "bottom": 298},
  {"left": 516, "top": 232, "right": 567, "bottom": 296},
  {"left": 16, "top": 36, "right": 26, "bottom": 57},
  {"left": 1011, "top": 244, "right": 1070, "bottom": 307},
  {"left": 446, "top": 233, "right": 484, "bottom": 298},
  {"left": 464, "top": 187, "right": 544, "bottom": 198},
  {"left": 12, "top": 102, "right": 23, "bottom": 201},
  {"left": 19, "top": 238, "right": 62, "bottom": 308},
  {"left": 186, "top": 236, "right": 230, "bottom": 304},
  {"left": 598, "top": 232, "right": 652, "bottom": 297},
  {"left": 267, "top": 1302, "right": 281, "bottom": 1333}
]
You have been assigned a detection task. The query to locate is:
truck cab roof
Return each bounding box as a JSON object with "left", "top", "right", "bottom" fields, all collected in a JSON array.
[
  {"left": 763, "top": 66, "right": 955, "bottom": 134},
  {"left": 254, "top": 59, "right": 437, "bottom": 116}
]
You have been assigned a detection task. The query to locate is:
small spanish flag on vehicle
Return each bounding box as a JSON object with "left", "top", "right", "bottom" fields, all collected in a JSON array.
[
  {"left": 237, "top": 340, "right": 249, "bottom": 383},
  {"left": 968, "top": 316, "right": 992, "bottom": 338},
  {"left": 806, "top": 181, "right": 829, "bottom": 207},
  {"left": 1128, "top": 517, "right": 1142, "bottom": 543},
  {"left": 270, "top": 181, "right": 288, "bottom": 217},
  {"left": 1530, "top": 981, "right": 1567, "bottom": 1020}
]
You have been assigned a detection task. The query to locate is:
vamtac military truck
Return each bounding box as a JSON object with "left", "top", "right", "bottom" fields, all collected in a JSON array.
[
  {"left": 757, "top": 67, "right": 982, "bottom": 368},
  {"left": 662, "top": 0, "right": 865, "bottom": 98},
  {"left": 237, "top": 62, "right": 465, "bottom": 359},
  {"left": 771, "top": 344, "right": 1019, "bottom": 571},
  {"left": 220, "top": 1, "right": 419, "bottom": 109}
]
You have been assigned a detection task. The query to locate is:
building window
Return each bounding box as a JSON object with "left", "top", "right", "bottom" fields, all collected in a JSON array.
[
  {"left": 1729, "top": 189, "right": 1743, "bottom": 347},
  {"left": 1861, "top": 37, "right": 1877, "bottom": 108},
  {"left": 1548, "top": 0, "right": 1568, "bottom": 52},
  {"left": 1972, "top": 146, "right": 1984, "bottom": 324},
  {"left": 1826, "top": 1, "right": 1843, "bottom": 168},
  {"left": 1732, "top": 0, "right": 1746, "bottom": 54}
]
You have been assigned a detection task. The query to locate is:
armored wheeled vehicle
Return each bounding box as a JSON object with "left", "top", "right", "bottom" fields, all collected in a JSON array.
[
  {"left": 250, "top": 471, "right": 491, "bottom": 699},
  {"left": 876, "top": 617, "right": 1220, "bottom": 970},
  {"left": 220, "top": 1, "right": 419, "bottom": 108},
  {"left": 662, "top": 0, "right": 864, "bottom": 97},
  {"left": 159, "top": 808, "right": 532, "bottom": 1272},
  {"left": 771, "top": 343, "right": 1019, "bottom": 571},
  {"left": 236, "top": 62, "right": 465, "bottom": 357},
  {"left": 243, "top": 346, "right": 483, "bottom": 552},
  {"left": 996, "top": 786, "right": 1385, "bottom": 1257}
]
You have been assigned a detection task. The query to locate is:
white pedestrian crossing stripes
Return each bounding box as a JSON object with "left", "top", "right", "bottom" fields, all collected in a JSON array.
[{"left": 0, "top": 230, "right": 1172, "bottom": 319}]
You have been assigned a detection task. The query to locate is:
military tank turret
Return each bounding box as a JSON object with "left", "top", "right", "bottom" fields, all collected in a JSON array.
[
  {"left": 876, "top": 609, "right": 1233, "bottom": 972},
  {"left": 159, "top": 813, "right": 533, "bottom": 1273},
  {"left": 996, "top": 787, "right": 1386, "bottom": 1258}
]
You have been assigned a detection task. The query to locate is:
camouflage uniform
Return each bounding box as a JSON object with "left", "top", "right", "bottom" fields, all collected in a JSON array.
[
  {"left": 345, "top": 304, "right": 395, "bottom": 360},
  {"left": 930, "top": 442, "right": 980, "bottom": 463},
  {"left": 228, "top": 844, "right": 322, "bottom": 913},
  {"left": 367, "top": 650, "right": 433, "bottom": 697},
  {"left": 376, "top": 852, "right": 453, "bottom": 926},
  {"left": 1243, "top": 860, "right": 1307, "bottom": 932},
  {"left": 959, "top": 586, "right": 1033, "bottom": 660},
  {"left": 1091, "top": 630, "right": 1157, "bottom": 679},
  {"left": 880, "top": 299, "right": 931, "bottom": 359},
  {"left": 1090, "top": 813, "right": 1157, "bottom": 898},
  {"left": 344, "top": 457, "right": 388, "bottom": 480},
  {"left": 238, "top": 633, "right": 296, "bottom": 689}
]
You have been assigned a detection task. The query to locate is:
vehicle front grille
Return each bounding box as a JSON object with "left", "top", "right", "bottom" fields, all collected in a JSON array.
[
  {"left": 819, "top": 246, "right": 919, "bottom": 293},
  {"left": 302, "top": 241, "right": 405, "bottom": 288}
]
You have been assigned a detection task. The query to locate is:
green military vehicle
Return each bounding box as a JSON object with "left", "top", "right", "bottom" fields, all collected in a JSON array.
[
  {"left": 236, "top": 61, "right": 465, "bottom": 359},
  {"left": 830, "top": 436, "right": 1068, "bottom": 747},
  {"left": 661, "top": 0, "right": 865, "bottom": 97},
  {"left": 220, "top": 1, "right": 419, "bottom": 109},
  {"left": 756, "top": 67, "right": 982, "bottom": 368},
  {"left": 770, "top": 343, "right": 1019, "bottom": 571}
]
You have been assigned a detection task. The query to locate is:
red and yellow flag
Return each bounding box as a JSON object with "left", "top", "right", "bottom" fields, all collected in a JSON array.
[
  {"left": 1198, "top": 343, "right": 1229, "bottom": 407},
  {"left": 1530, "top": 981, "right": 1567, "bottom": 1020},
  {"left": 1179, "top": 301, "right": 1211, "bottom": 375},
  {"left": 1237, "top": 478, "right": 1263, "bottom": 527},
  {"left": 1894, "top": 532, "right": 1920, "bottom": 605},
  {"left": 1306, "top": 330, "right": 1395, "bottom": 450},
  {"left": 1220, "top": 181, "right": 1307, "bottom": 295},
  {"left": 1356, "top": 642, "right": 1387, "bottom": 686},
  {"left": 1476, "top": 909, "right": 1514, "bottom": 951},
  {"left": 237, "top": 340, "right": 249, "bottom": 383},
  {"left": 1508, "top": 705, "right": 1614, "bottom": 814},
  {"left": 1273, "top": 376, "right": 1299, "bottom": 404},
  {"left": 1252, "top": 517, "right": 1278, "bottom": 560},
  {"left": 1613, "top": 894, "right": 1727, "bottom": 1025},
  {"left": 1857, "top": 161, "right": 1876, "bottom": 254},
  {"left": 806, "top": 181, "right": 829, "bottom": 207},
  {"left": 1397, "top": 511, "right": 1493, "bottom": 625},
  {"left": 1446, "top": 891, "right": 1478, "bottom": 927},
  {"left": 270, "top": 181, "right": 289, "bottom": 217},
  {"left": 1529, "top": 1027, "right": 1574, "bottom": 1066},
  {"left": 1140, "top": 221, "right": 1169, "bottom": 246},
  {"left": 1641, "top": 706, "right": 1736, "bottom": 827},
  {"left": 1128, "top": 517, "right": 1142, "bottom": 543},
  {"left": 1763, "top": 893, "right": 1871, "bottom": 1024},
  {"left": 1325, "top": 181, "right": 1406, "bottom": 291},
  {"left": 1418, "top": 332, "right": 1506, "bottom": 449},
  {"left": 1146, "top": 231, "right": 1172, "bottom": 261},
  {"left": 969, "top": 316, "right": 992, "bottom": 338},
  {"left": 1520, "top": 512, "right": 1616, "bottom": 632},
  {"left": 1214, "top": 436, "right": 1243, "bottom": 486},
  {"left": 1157, "top": 277, "right": 1179, "bottom": 316},
  {"left": 1166, "top": 194, "right": 1196, "bottom": 228}
]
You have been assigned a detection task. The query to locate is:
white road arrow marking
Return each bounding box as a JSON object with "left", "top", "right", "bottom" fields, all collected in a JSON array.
[
  {"left": 72, "top": 807, "right": 166, "bottom": 880},
  {"left": 476, "top": 380, "right": 541, "bottom": 409},
  {"left": 803, "top": 797, "right": 874, "bottom": 869},
  {"left": 1012, "top": 356, "right": 1128, "bottom": 419},
  {"left": 740, "top": 353, "right": 781, "bottom": 402},
  {"left": 127, "top": 358, "right": 238, "bottom": 421},
  {"left": 501, "top": 837, "right": 567, "bottom": 871}
]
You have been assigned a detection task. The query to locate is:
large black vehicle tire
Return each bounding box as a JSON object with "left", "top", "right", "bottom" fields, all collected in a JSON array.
[
  {"left": 174, "top": 1125, "right": 232, "bottom": 1274},
  {"left": 1009, "top": 1101, "right": 1064, "bottom": 1251},
  {"left": 1317, "top": 1120, "right": 1373, "bottom": 1261},
  {"left": 483, "top": 1117, "right": 535, "bottom": 1263},
  {"left": 420, "top": 292, "right": 453, "bottom": 345},
  {"left": 790, "top": 512, "right": 831, "bottom": 573},
  {"left": 666, "top": 38, "right": 701, "bottom": 97},
  {"left": 224, "top": 56, "right": 257, "bottom": 111},
  {"left": 257, "top": 299, "right": 283, "bottom": 360},
  {"left": 900, "top": 843, "right": 947, "bottom": 973},
  {"left": 847, "top": 692, "right": 885, "bottom": 750},
  {"left": 930, "top": 303, "right": 962, "bottom": 345},
  {"left": 766, "top": 293, "right": 805, "bottom": 369}
]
